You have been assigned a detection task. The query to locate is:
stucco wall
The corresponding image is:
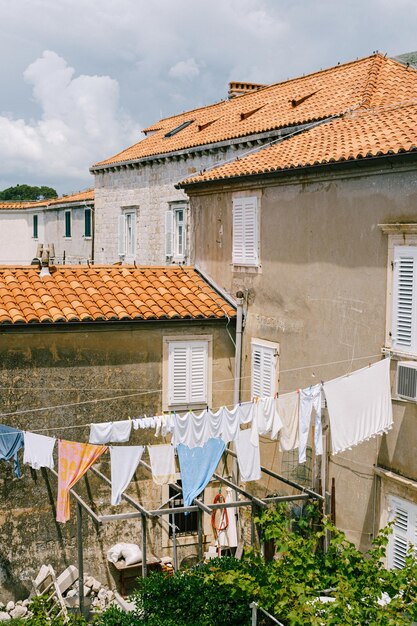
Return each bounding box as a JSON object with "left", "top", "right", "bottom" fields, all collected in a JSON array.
[
  {"left": 188, "top": 162, "right": 417, "bottom": 550},
  {"left": 0, "top": 210, "right": 43, "bottom": 264},
  {"left": 0, "top": 321, "right": 235, "bottom": 600},
  {"left": 44, "top": 206, "right": 93, "bottom": 264}
]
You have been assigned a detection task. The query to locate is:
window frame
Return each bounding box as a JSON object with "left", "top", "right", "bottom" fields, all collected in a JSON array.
[
  {"left": 387, "top": 495, "right": 417, "bottom": 569},
  {"left": 119, "top": 207, "right": 137, "bottom": 260},
  {"left": 32, "top": 214, "right": 39, "bottom": 240},
  {"left": 232, "top": 195, "right": 260, "bottom": 268},
  {"left": 64, "top": 209, "right": 72, "bottom": 239},
  {"left": 84, "top": 207, "right": 92, "bottom": 239},
  {"left": 163, "top": 335, "right": 213, "bottom": 411},
  {"left": 251, "top": 338, "right": 279, "bottom": 398},
  {"left": 383, "top": 231, "right": 417, "bottom": 357},
  {"left": 165, "top": 203, "right": 188, "bottom": 261}
]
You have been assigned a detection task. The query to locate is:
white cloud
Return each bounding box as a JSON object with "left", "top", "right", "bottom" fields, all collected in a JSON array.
[
  {"left": 169, "top": 58, "right": 200, "bottom": 80},
  {"left": 0, "top": 50, "right": 141, "bottom": 192}
]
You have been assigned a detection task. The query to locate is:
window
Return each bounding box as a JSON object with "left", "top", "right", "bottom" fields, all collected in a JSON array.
[
  {"left": 84, "top": 208, "right": 92, "bottom": 238},
  {"left": 387, "top": 496, "right": 417, "bottom": 569},
  {"left": 165, "top": 205, "right": 187, "bottom": 260},
  {"left": 251, "top": 339, "right": 279, "bottom": 398},
  {"left": 119, "top": 210, "right": 137, "bottom": 259},
  {"left": 33, "top": 214, "right": 39, "bottom": 239},
  {"left": 167, "top": 340, "right": 209, "bottom": 408},
  {"left": 64, "top": 210, "right": 71, "bottom": 238},
  {"left": 164, "top": 120, "right": 193, "bottom": 138},
  {"left": 391, "top": 245, "right": 417, "bottom": 354},
  {"left": 169, "top": 481, "right": 199, "bottom": 535},
  {"left": 232, "top": 196, "right": 259, "bottom": 266}
]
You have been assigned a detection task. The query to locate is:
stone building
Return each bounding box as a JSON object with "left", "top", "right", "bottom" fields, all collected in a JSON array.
[
  {"left": 91, "top": 66, "right": 370, "bottom": 266},
  {"left": 0, "top": 264, "right": 235, "bottom": 599},
  {"left": 0, "top": 190, "right": 94, "bottom": 265},
  {"left": 178, "top": 53, "right": 417, "bottom": 566}
]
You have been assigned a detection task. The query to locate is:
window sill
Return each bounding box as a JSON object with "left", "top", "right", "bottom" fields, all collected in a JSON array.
[
  {"left": 83, "top": 236, "right": 92, "bottom": 240},
  {"left": 381, "top": 346, "right": 417, "bottom": 361},
  {"left": 166, "top": 403, "right": 208, "bottom": 412},
  {"left": 63, "top": 237, "right": 72, "bottom": 240},
  {"left": 232, "top": 263, "right": 261, "bottom": 274}
]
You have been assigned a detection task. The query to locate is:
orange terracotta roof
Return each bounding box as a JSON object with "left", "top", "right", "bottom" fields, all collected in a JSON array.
[
  {"left": 180, "top": 102, "right": 417, "bottom": 184},
  {"left": 0, "top": 265, "right": 235, "bottom": 325},
  {"left": 0, "top": 190, "right": 94, "bottom": 211},
  {"left": 92, "top": 54, "right": 417, "bottom": 168}
]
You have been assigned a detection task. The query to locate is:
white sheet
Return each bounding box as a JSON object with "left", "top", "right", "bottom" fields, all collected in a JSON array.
[
  {"left": 277, "top": 392, "right": 299, "bottom": 451},
  {"left": 235, "top": 427, "right": 261, "bottom": 482},
  {"left": 23, "top": 432, "right": 56, "bottom": 470},
  {"left": 148, "top": 444, "right": 176, "bottom": 485},
  {"left": 89, "top": 420, "right": 132, "bottom": 444},
  {"left": 323, "top": 358, "right": 393, "bottom": 455},
  {"left": 110, "top": 445, "right": 144, "bottom": 505}
]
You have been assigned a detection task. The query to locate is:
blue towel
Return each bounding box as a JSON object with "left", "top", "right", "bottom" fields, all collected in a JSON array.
[
  {"left": 177, "top": 437, "right": 226, "bottom": 507},
  {"left": 0, "top": 424, "right": 24, "bottom": 477}
]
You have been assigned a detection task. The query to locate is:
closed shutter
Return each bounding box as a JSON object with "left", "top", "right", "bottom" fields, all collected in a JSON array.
[
  {"left": 232, "top": 197, "right": 258, "bottom": 266},
  {"left": 168, "top": 341, "right": 208, "bottom": 406},
  {"left": 118, "top": 215, "right": 126, "bottom": 256},
  {"left": 392, "top": 246, "right": 417, "bottom": 353},
  {"left": 190, "top": 343, "right": 208, "bottom": 404},
  {"left": 169, "top": 344, "right": 188, "bottom": 405},
  {"left": 251, "top": 342, "right": 276, "bottom": 398},
  {"left": 129, "top": 211, "right": 137, "bottom": 256},
  {"left": 165, "top": 211, "right": 174, "bottom": 258},
  {"left": 388, "top": 497, "right": 417, "bottom": 569}
]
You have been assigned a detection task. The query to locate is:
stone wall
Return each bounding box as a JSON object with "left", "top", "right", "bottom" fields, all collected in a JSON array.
[
  {"left": 0, "top": 320, "right": 235, "bottom": 600},
  {"left": 93, "top": 146, "right": 256, "bottom": 266}
]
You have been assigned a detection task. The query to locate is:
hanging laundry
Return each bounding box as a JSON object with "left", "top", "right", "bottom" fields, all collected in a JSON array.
[
  {"left": 216, "top": 487, "right": 238, "bottom": 548},
  {"left": 0, "top": 424, "right": 24, "bottom": 477},
  {"left": 235, "top": 427, "right": 261, "bottom": 482},
  {"left": 177, "top": 438, "right": 226, "bottom": 507},
  {"left": 277, "top": 392, "right": 299, "bottom": 451},
  {"left": 256, "top": 396, "right": 283, "bottom": 437},
  {"left": 23, "top": 432, "right": 55, "bottom": 470},
  {"left": 172, "top": 410, "right": 208, "bottom": 448},
  {"left": 323, "top": 359, "right": 393, "bottom": 455},
  {"left": 238, "top": 401, "right": 255, "bottom": 424},
  {"left": 57, "top": 440, "right": 107, "bottom": 523},
  {"left": 161, "top": 414, "right": 174, "bottom": 437},
  {"left": 89, "top": 420, "right": 132, "bottom": 444},
  {"left": 148, "top": 444, "right": 176, "bottom": 485},
  {"left": 299, "top": 384, "right": 323, "bottom": 463},
  {"left": 110, "top": 446, "right": 144, "bottom": 505}
]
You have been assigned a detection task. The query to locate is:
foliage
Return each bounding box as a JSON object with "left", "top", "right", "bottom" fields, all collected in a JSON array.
[
  {"left": 96, "top": 502, "right": 417, "bottom": 626},
  {"left": 0, "top": 184, "right": 57, "bottom": 201}
]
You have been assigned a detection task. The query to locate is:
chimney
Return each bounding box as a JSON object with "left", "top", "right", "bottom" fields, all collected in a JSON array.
[{"left": 228, "top": 81, "right": 267, "bottom": 99}]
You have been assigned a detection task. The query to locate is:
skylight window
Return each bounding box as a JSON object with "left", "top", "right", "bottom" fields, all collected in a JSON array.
[{"left": 164, "top": 120, "right": 194, "bottom": 138}]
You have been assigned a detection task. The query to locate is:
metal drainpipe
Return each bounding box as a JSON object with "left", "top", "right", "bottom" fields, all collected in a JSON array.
[{"left": 233, "top": 291, "right": 245, "bottom": 405}]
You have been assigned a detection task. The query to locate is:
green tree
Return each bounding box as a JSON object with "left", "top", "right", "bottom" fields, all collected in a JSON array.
[{"left": 0, "top": 184, "right": 58, "bottom": 201}]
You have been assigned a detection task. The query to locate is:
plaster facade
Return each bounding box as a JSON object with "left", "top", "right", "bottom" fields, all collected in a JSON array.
[
  {"left": 0, "top": 320, "right": 235, "bottom": 600},
  {"left": 185, "top": 158, "right": 417, "bottom": 552}
]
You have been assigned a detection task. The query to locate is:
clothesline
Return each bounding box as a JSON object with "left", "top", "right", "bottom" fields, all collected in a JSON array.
[
  {"left": 0, "top": 359, "right": 394, "bottom": 526},
  {"left": 0, "top": 352, "right": 381, "bottom": 420}
]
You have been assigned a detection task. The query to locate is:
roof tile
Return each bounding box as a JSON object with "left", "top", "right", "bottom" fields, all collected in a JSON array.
[
  {"left": 92, "top": 55, "right": 417, "bottom": 168},
  {"left": 0, "top": 266, "right": 235, "bottom": 325}
]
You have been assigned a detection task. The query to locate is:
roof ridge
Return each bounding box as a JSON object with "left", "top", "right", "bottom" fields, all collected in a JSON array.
[{"left": 360, "top": 54, "right": 386, "bottom": 109}]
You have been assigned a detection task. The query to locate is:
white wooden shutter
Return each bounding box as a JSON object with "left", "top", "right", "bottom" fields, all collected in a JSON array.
[
  {"left": 118, "top": 215, "right": 126, "bottom": 256},
  {"left": 251, "top": 342, "right": 276, "bottom": 398},
  {"left": 189, "top": 343, "right": 208, "bottom": 404},
  {"left": 130, "top": 211, "right": 137, "bottom": 256},
  {"left": 169, "top": 343, "right": 188, "bottom": 405},
  {"left": 388, "top": 497, "right": 417, "bottom": 569},
  {"left": 165, "top": 211, "right": 174, "bottom": 258},
  {"left": 168, "top": 341, "right": 208, "bottom": 406},
  {"left": 232, "top": 197, "right": 258, "bottom": 266},
  {"left": 392, "top": 246, "right": 417, "bottom": 353}
]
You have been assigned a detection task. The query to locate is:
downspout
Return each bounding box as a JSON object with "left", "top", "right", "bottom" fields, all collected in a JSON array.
[{"left": 233, "top": 291, "right": 244, "bottom": 405}]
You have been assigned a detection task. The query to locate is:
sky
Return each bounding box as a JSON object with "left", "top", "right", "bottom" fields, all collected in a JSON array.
[{"left": 1, "top": 0, "right": 417, "bottom": 194}]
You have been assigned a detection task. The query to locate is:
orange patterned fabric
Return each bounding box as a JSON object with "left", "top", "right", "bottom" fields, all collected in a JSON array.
[{"left": 57, "top": 439, "right": 107, "bottom": 523}]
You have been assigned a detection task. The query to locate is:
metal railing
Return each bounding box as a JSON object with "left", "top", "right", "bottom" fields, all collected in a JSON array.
[{"left": 250, "top": 601, "right": 284, "bottom": 625}]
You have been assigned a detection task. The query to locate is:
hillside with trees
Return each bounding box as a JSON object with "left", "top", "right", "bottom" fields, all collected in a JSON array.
[{"left": 0, "top": 184, "right": 58, "bottom": 201}]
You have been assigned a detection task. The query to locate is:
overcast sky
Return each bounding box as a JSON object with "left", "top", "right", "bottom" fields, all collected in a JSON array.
[{"left": 1, "top": 0, "right": 417, "bottom": 194}]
